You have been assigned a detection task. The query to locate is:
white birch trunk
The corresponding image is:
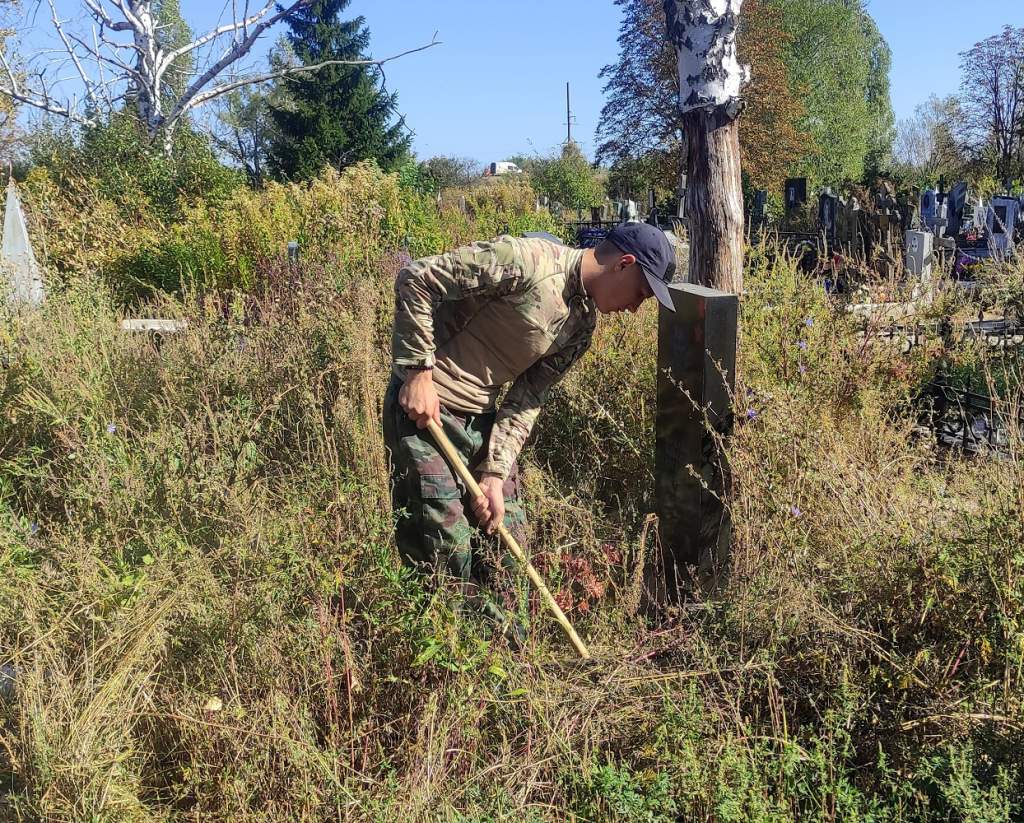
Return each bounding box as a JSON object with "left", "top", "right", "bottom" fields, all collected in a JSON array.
[{"left": 664, "top": 0, "right": 748, "bottom": 294}]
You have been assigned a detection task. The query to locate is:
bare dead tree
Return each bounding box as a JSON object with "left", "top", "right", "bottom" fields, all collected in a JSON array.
[
  {"left": 663, "top": 0, "right": 747, "bottom": 294},
  {"left": 0, "top": 0, "right": 438, "bottom": 151}
]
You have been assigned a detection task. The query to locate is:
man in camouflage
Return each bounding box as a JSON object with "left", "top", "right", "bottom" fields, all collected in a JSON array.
[{"left": 384, "top": 223, "right": 677, "bottom": 642}]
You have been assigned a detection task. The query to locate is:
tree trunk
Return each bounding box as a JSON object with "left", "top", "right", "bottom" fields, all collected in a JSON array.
[
  {"left": 684, "top": 109, "right": 745, "bottom": 293},
  {"left": 664, "top": 0, "right": 747, "bottom": 294}
]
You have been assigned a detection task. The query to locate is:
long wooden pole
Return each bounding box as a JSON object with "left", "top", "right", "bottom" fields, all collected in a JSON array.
[{"left": 425, "top": 419, "right": 592, "bottom": 660}]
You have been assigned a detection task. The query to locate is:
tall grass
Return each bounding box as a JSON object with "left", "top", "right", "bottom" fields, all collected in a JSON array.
[{"left": 1, "top": 203, "right": 1022, "bottom": 819}]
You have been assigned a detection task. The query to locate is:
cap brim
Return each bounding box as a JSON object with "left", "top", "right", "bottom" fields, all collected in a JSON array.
[{"left": 645, "top": 271, "right": 676, "bottom": 312}]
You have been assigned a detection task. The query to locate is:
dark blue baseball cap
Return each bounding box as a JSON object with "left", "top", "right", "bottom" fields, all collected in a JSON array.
[{"left": 606, "top": 222, "right": 678, "bottom": 312}]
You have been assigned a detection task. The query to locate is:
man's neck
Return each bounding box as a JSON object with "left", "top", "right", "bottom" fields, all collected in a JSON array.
[{"left": 579, "top": 248, "right": 600, "bottom": 299}]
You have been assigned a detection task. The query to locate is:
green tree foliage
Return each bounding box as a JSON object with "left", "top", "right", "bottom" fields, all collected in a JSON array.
[
  {"left": 738, "top": 0, "right": 815, "bottom": 192},
  {"left": 152, "top": 0, "right": 193, "bottom": 106},
  {"left": 267, "top": 0, "right": 411, "bottom": 182},
  {"left": 418, "top": 156, "right": 481, "bottom": 192},
  {"left": 596, "top": 0, "right": 894, "bottom": 192},
  {"left": 595, "top": 0, "right": 683, "bottom": 196},
  {"left": 30, "top": 112, "right": 240, "bottom": 225},
  {"left": 213, "top": 86, "right": 278, "bottom": 188},
  {"left": 861, "top": 11, "right": 895, "bottom": 177},
  {"left": 530, "top": 143, "right": 606, "bottom": 215},
  {"left": 772, "top": 0, "right": 893, "bottom": 184}
]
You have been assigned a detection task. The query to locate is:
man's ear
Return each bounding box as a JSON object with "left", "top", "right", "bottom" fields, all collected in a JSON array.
[{"left": 618, "top": 253, "right": 637, "bottom": 271}]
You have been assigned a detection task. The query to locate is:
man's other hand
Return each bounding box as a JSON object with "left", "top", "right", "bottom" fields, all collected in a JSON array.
[
  {"left": 471, "top": 474, "right": 505, "bottom": 534},
  {"left": 399, "top": 370, "right": 441, "bottom": 429}
]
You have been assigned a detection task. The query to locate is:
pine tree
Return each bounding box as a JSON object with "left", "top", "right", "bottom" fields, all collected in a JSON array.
[{"left": 267, "top": 0, "right": 410, "bottom": 181}]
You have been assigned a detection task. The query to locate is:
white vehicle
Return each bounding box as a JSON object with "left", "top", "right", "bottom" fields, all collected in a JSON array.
[{"left": 486, "top": 161, "right": 524, "bottom": 177}]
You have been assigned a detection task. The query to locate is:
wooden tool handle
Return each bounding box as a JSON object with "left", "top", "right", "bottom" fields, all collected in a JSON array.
[{"left": 425, "top": 419, "right": 592, "bottom": 660}]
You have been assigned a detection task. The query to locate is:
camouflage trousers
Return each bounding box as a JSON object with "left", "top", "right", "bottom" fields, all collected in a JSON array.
[{"left": 382, "top": 375, "right": 529, "bottom": 622}]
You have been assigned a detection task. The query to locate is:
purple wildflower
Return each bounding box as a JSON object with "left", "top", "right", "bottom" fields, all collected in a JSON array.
[
  {"left": 799, "top": 363, "right": 808, "bottom": 375},
  {"left": 798, "top": 340, "right": 808, "bottom": 351},
  {"left": 790, "top": 506, "right": 803, "bottom": 518},
  {"left": 28, "top": 522, "right": 39, "bottom": 536},
  {"left": 805, "top": 317, "right": 814, "bottom": 328},
  {"left": 746, "top": 408, "right": 758, "bottom": 421},
  {"left": 106, "top": 423, "right": 117, "bottom": 435}
]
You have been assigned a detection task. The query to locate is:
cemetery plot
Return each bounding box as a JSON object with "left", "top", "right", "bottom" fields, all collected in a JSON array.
[{"left": 918, "top": 380, "right": 1024, "bottom": 455}]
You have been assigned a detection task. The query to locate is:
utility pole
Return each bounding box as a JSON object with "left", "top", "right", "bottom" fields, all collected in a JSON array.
[
  {"left": 565, "top": 82, "right": 574, "bottom": 145},
  {"left": 663, "top": 0, "right": 747, "bottom": 294}
]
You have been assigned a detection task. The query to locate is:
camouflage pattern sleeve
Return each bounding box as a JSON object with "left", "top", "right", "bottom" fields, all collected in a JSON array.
[
  {"left": 392, "top": 237, "right": 528, "bottom": 368},
  {"left": 478, "top": 330, "right": 593, "bottom": 479}
]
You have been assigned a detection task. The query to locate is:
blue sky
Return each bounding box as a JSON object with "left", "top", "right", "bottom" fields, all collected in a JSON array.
[
  {"left": 24, "top": 0, "right": 1024, "bottom": 165},
  {"left": 313, "top": 0, "right": 1024, "bottom": 164}
]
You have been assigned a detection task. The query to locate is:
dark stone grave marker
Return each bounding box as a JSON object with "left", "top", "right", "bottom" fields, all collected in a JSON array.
[
  {"left": 818, "top": 189, "right": 839, "bottom": 241},
  {"left": 947, "top": 182, "right": 968, "bottom": 237},
  {"left": 785, "top": 178, "right": 807, "bottom": 212},
  {"left": 751, "top": 190, "right": 768, "bottom": 226},
  {"left": 649, "top": 284, "right": 739, "bottom": 605}
]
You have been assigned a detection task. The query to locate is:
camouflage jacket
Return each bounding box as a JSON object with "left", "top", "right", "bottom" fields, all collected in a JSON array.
[{"left": 391, "top": 236, "right": 597, "bottom": 479}]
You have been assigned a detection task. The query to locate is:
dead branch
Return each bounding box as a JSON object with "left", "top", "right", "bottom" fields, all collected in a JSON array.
[{"left": 179, "top": 37, "right": 442, "bottom": 114}]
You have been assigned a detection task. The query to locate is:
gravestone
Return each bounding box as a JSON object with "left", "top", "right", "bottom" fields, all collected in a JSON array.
[
  {"left": 837, "top": 197, "right": 861, "bottom": 252},
  {"left": 751, "top": 190, "right": 768, "bottom": 226},
  {"left": 818, "top": 189, "right": 839, "bottom": 243},
  {"left": 921, "top": 188, "right": 937, "bottom": 230},
  {"left": 899, "top": 189, "right": 920, "bottom": 232},
  {"left": 988, "top": 196, "right": 1019, "bottom": 256},
  {"left": 784, "top": 178, "right": 807, "bottom": 212},
  {"left": 650, "top": 284, "right": 739, "bottom": 603},
  {"left": 973, "top": 197, "right": 987, "bottom": 229},
  {"left": 2, "top": 181, "right": 45, "bottom": 308},
  {"left": 872, "top": 182, "right": 900, "bottom": 273},
  {"left": 947, "top": 182, "right": 968, "bottom": 237},
  {"left": 905, "top": 230, "right": 934, "bottom": 281}
]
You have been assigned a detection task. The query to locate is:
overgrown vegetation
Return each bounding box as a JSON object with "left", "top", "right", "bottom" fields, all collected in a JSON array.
[
  {"left": 1, "top": 169, "right": 1022, "bottom": 820},
  {"left": 20, "top": 122, "right": 559, "bottom": 301}
]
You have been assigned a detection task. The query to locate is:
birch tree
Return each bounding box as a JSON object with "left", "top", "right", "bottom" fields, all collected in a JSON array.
[
  {"left": 663, "top": 0, "right": 748, "bottom": 294},
  {"left": 0, "top": 0, "right": 437, "bottom": 152}
]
